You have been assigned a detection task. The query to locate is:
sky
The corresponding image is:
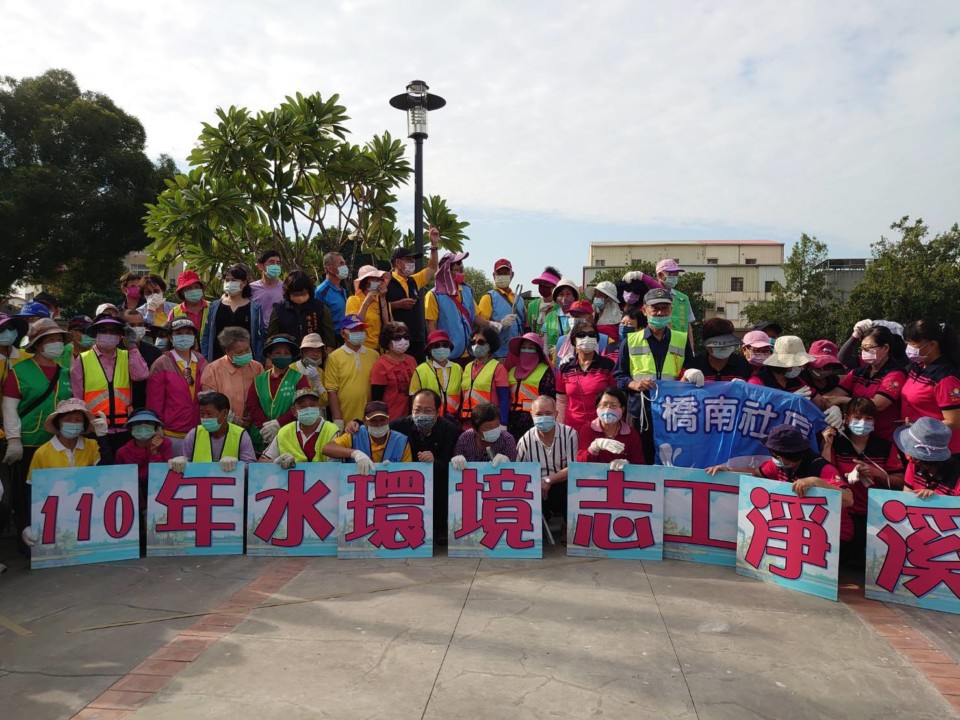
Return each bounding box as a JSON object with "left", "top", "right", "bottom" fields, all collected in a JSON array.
[{"left": 3, "top": 0, "right": 959, "bottom": 285}]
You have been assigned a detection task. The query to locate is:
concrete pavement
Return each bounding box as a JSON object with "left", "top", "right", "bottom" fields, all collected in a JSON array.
[{"left": 2, "top": 540, "right": 959, "bottom": 719}]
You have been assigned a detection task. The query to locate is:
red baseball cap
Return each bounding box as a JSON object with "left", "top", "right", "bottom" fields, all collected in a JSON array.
[
  {"left": 494, "top": 258, "right": 513, "bottom": 272},
  {"left": 176, "top": 270, "right": 203, "bottom": 293},
  {"left": 568, "top": 300, "right": 594, "bottom": 316},
  {"left": 808, "top": 339, "right": 844, "bottom": 369}
]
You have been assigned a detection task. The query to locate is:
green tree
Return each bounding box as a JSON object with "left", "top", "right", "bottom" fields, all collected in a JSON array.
[
  {"left": 845, "top": 217, "right": 960, "bottom": 329},
  {"left": 463, "top": 266, "right": 493, "bottom": 297},
  {"left": 0, "top": 69, "right": 177, "bottom": 299},
  {"left": 144, "top": 93, "right": 468, "bottom": 285},
  {"left": 743, "top": 234, "right": 843, "bottom": 343}
]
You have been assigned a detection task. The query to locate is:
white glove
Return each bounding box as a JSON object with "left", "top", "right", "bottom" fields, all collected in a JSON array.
[
  {"left": 731, "top": 378, "right": 744, "bottom": 383},
  {"left": 274, "top": 453, "right": 296, "bottom": 470},
  {"left": 589, "top": 438, "right": 626, "bottom": 455},
  {"left": 853, "top": 319, "right": 873, "bottom": 339},
  {"left": 22, "top": 526, "right": 37, "bottom": 548},
  {"left": 491, "top": 453, "right": 510, "bottom": 467},
  {"left": 168, "top": 456, "right": 188, "bottom": 473},
  {"left": 333, "top": 419, "right": 344, "bottom": 431},
  {"left": 681, "top": 369, "right": 704, "bottom": 388},
  {"left": 824, "top": 405, "right": 843, "bottom": 430},
  {"left": 219, "top": 456, "right": 238, "bottom": 472},
  {"left": 312, "top": 379, "right": 326, "bottom": 394},
  {"left": 623, "top": 270, "right": 646, "bottom": 283},
  {"left": 260, "top": 419, "right": 281, "bottom": 443},
  {"left": 487, "top": 321, "right": 503, "bottom": 334},
  {"left": 609, "top": 459, "right": 628, "bottom": 471},
  {"left": 301, "top": 364, "right": 319, "bottom": 380},
  {"left": 500, "top": 314, "right": 517, "bottom": 329},
  {"left": 351, "top": 450, "right": 375, "bottom": 475},
  {"left": 793, "top": 385, "right": 812, "bottom": 398},
  {"left": 146, "top": 294, "right": 163, "bottom": 311},
  {"left": 92, "top": 411, "right": 109, "bottom": 437},
  {"left": 3, "top": 438, "right": 23, "bottom": 465},
  {"left": 451, "top": 455, "right": 467, "bottom": 471}
]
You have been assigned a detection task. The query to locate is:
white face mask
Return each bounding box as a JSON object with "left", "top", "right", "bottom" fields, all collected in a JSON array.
[
  {"left": 337, "top": 265, "right": 350, "bottom": 280},
  {"left": 576, "top": 337, "right": 599, "bottom": 353},
  {"left": 494, "top": 275, "right": 511, "bottom": 289},
  {"left": 368, "top": 281, "right": 380, "bottom": 292},
  {"left": 391, "top": 338, "right": 410, "bottom": 353},
  {"left": 403, "top": 262, "right": 416, "bottom": 275},
  {"left": 710, "top": 346, "right": 735, "bottom": 360},
  {"left": 223, "top": 280, "right": 242, "bottom": 296},
  {"left": 367, "top": 424, "right": 390, "bottom": 439},
  {"left": 784, "top": 367, "right": 802, "bottom": 379},
  {"left": 663, "top": 275, "right": 679, "bottom": 289}
]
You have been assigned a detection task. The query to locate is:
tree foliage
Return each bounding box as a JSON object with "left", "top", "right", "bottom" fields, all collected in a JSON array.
[
  {"left": 0, "top": 69, "right": 176, "bottom": 298},
  {"left": 743, "top": 234, "right": 843, "bottom": 343},
  {"left": 463, "top": 266, "right": 493, "bottom": 297},
  {"left": 845, "top": 217, "right": 960, "bottom": 329},
  {"left": 144, "top": 93, "right": 469, "bottom": 285}
]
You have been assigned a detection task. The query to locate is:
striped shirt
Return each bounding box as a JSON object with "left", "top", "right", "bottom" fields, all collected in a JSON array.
[{"left": 517, "top": 425, "right": 579, "bottom": 479}]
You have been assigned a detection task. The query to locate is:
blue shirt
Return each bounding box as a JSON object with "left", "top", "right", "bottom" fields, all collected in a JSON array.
[{"left": 315, "top": 278, "right": 348, "bottom": 330}]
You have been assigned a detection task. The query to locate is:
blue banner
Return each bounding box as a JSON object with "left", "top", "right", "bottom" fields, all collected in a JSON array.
[{"left": 651, "top": 381, "right": 826, "bottom": 469}]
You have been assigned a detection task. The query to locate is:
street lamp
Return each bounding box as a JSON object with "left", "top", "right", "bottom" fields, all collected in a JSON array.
[{"left": 390, "top": 80, "right": 445, "bottom": 269}]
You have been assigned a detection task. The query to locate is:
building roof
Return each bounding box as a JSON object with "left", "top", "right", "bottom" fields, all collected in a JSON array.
[{"left": 590, "top": 240, "right": 783, "bottom": 247}]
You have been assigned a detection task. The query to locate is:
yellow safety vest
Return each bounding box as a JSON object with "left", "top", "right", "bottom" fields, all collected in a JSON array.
[
  {"left": 460, "top": 359, "right": 500, "bottom": 419},
  {"left": 276, "top": 421, "right": 340, "bottom": 462},
  {"left": 192, "top": 423, "right": 243, "bottom": 462},
  {"left": 626, "top": 328, "right": 687, "bottom": 381},
  {"left": 414, "top": 362, "right": 463, "bottom": 419},
  {"left": 80, "top": 349, "right": 132, "bottom": 427}
]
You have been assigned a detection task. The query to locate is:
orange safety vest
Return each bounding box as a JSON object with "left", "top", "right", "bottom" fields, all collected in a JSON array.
[
  {"left": 459, "top": 359, "right": 500, "bottom": 419},
  {"left": 508, "top": 364, "right": 549, "bottom": 415},
  {"left": 80, "top": 349, "right": 132, "bottom": 427}
]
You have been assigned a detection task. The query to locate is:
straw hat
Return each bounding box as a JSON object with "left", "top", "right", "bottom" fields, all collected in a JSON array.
[
  {"left": 763, "top": 335, "right": 814, "bottom": 368},
  {"left": 43, "top": 398, "right": 95, "bottom": 434}
]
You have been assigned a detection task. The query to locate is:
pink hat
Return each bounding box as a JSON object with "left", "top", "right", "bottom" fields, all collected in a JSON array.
[
  {"left": 532, "top": 269, "right": 561, "bottom": 286},
  {"left": 808, "top": 339, "right": 844, "bottom": 369},
  {"left": 742, "top": 330, "right": 771, "bottom": 348},
  {"left": 656, "top": 259, "right": 684, "bottom": 275},
  {"left": 506, "top": 332, "right": 548, "bottom": 369}
]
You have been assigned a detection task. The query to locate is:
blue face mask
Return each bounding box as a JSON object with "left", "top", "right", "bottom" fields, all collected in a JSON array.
[
  {"left": 80, "top": 334, "right": 96, "bottom": 348},
  {"left": 271, "top": 356, "right": 293, "bottom": 369},
  {"left": 533, "top": 415, "right": 556, "bottom": 433},
  {"left": 848, "top": 419, "right": 874, "bottom": 437},
  {"left": 481, "top": 426, "right": 502, "bottom": 443},
  {"left": 348, "top": 331, "right": 367, "bottom": 346},
  {"left": 647, "top": 315, "right": 671, "bottom": 330},
  {"left": 200, "top": 417, "right": 222, "bottom": 433},
  {"left": 431, "top": 347, "right": 451, "bottom": 363},
  {"left": 131, "top": 424, "right": 157, "bottom": 441},
  {"left": 265, "top": 264, "right": 282, "bottom": 280},
  {"left": 0, "top": 328, "right": 18, "bottom": 346},
  {"left": 172, "top": 335, "right": 195, "bottom": 351},
  {"left": 60, "top": 421, "right": 85, "bottom": 439},
  {"left": 618, "top": 325, "right": 635, "bottom": 341},
  {"left": 297, "top": 407, "right": 321, "bottom": 426}
]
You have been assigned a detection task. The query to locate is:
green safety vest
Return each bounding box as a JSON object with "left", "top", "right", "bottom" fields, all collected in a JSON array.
[
  {"left": 12, "top": 359, "right": 72, "bottom": 446},
  {"left": 192, "top": 423, "right": 243, "bottom": 462},
  {"left": 670, "top": 289, "right": 692, "bottom": 332},
  {"left": 254, "top": 368, "right": 302, "bottom": 419},
  {"left": 626, "top": 328, "right": 687, "bottom": 381},
  {"left": 276, "top": 421, "right": 340, "bottom": 462}
]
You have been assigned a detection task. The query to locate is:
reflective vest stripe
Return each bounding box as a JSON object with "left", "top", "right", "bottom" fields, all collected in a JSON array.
[
  {"left": 192, "top": 423, "right": 243, "bottom": 462},
  {"left": 460, "top": 360, "right": 500, "bottom": 417},
  {"left": 415, "top": 363, "right": 463, "bottom": 418},
  {"left": 80, "top": 349, "right": 131, "bottom": 426},
  {"left": 626, "top": 329, "right": 687, "bottom": 381},
  {"left": 508, "top": 364, "right": 549, "bottom": 413}
]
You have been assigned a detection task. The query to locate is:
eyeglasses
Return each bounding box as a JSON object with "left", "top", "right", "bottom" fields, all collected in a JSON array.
[
  {"left": 393, "top": 334, "right": 411, "bottom": 341},
  {"left": 861, "top": 344, "right": 880, "bottom": 352},
  {"left": 597, "top": 402, "right": 621, "bottom": 410},
  {"left": 575, "top": 332, "right": 599, "bottom": 339},
  {"left": 433, "top": 343, "right": 453, "bottom": 350},
  {"left": 472, "top": 339, "right": 488, "bottom": 346}
]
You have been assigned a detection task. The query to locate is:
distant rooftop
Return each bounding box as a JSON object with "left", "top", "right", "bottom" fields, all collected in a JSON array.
[{"left": 590, "top": 240, "right": 784, "bottom": 246}]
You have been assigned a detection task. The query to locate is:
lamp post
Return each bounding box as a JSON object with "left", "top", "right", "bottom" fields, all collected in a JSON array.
[{"left": 390, "top": 80, "right": 445, "bottom": 270}]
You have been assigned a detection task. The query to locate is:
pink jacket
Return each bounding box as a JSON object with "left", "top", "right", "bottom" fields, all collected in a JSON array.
[{"left": 146, "top": 352, "right": 207, "bottom": 434}]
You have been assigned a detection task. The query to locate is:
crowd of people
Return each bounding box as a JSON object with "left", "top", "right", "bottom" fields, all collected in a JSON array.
[{"left": 1, "top": 240, "right": 958, "bottom": 560}]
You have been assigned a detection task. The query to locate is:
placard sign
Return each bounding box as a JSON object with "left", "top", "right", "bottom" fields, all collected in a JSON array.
[
  {"left": 247, "top": 464, "right": 339, "bottom": 556},
  {"left": 663, "top": 467, "right": 740, "bottom": 566}
]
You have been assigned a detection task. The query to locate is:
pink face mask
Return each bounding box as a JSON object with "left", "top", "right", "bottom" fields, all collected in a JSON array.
[{"left": 126, "top": 286, "right": 140, "bottom": 299}]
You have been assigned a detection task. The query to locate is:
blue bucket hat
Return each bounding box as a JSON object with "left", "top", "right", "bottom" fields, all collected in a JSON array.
[{"left": 894, "top": 417, "right": 953, "bottom": 463}]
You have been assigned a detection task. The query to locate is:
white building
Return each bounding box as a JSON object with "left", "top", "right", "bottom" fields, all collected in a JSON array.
[{"left": 583, "top": 240, "right": 786, "bottom": 328}]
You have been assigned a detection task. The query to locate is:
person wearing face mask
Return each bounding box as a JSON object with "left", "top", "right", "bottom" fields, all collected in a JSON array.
[
  {"left": 557, "top": 320, "right": 616, "bottom": 436},
  {"left": 750, "top": 335, "right": 815, "bottom": 394},
  {"left": 201, "top": 326, "right": 264, "bottom": 424},
  {"left": 591, "top": 281, "right": 622, "bottom": 343},
  {"left": 527, "top": 267, "right": 562, "bottom": 336},
  {"left": 0, "top": 312, "right": 30, "bottom": 527},
  {"left": 504, "top": 333, "right": 556, "bottom": 440},
  {"left": 18, "top": 398, "right": 112, "bottom": 552},
  {"left": 517, "top": 395, "right": 578, "bottom": 535},
  {"left": 115, "top": 408, "right": 172, "bottom": 552},
  {"left": 67, "top": 315, "right": 95, "bottom": 361},
  {"left": 451, "top": 401, "right": 518, "bottom": 467},
  {"left": 604, "top": 308, "right": 645, "bottom": 365},
  {"left": 386, "top": 229, "right": 441, "bottom": 363},
  {"left": 120, "top": 309, "right": 162, "bottom": 409},
  {"left": 409, "top": 330, "right": 464, "bottom": 422},
  {"left": 202, "top": 264, "right": 265, "bottom": 362},
  {"left": 260, "top": 388, "right": 341, "bottom": 467},
  {"left": 118, "top": 271, "right": 143, "bottom": 312},
  {"left": 370, "top": 322, "right": 418, "bottom": 420},
  {"left": 823, "top": 325, "right": 907, "bottom": 442},
  {"left": 541, "top": 278, "right": 580, "bottom": 354},
  {"left": 459, "top": 326, "right": 510, "bottom": 430},
  {"left": 291, "top": 334, "right": 328, "bottom": 408},
  {"left": 553, "top": 300, "right": 605, "bottom": 371},
  {"left": 250, "top": 250, "right": 285, "bottom": 331},
  {"left": 169, "top": 391, "right": 256, "bottom": 474},
  {"left": 345, "top": 265, "right": 392, "bottom": 351},
  {"left": 71, "top": 316, "right": 149, "bottom": 453},
  {"left": 900, "top": 318, "right": 960, "bottom": 455},
  {"left": 3, "top": 319, "right": 77, "bottom": 545},
  {"left": 315, "top": 251, "right": 351, "bottom": 340},
  {"left": 171, "top": 270, "right": 210, "bottom": 342},
  {"left": 575, "top": 387, "right": 644, "bottom": 468},
  {"left": 821, "top": 397, "right": 904, "bottom": 568},
  {"left": 615, "top": 288, "right": 694, "bottom": 462},
  {"left": 803, "top": 340, "right": 845, "bottom": 403},
  {"left": 325, "top": 315, "right": 380, "bottom": 432},
  {"left": 477, "top": 258, "right": 527, "bottom": 359},
  {"left": 146, "top": 318, "right": 206, "bottom": 456},
  {"left": 836, "top": 318, "right": 905, "bottom": 370},
  {"left": 266, "top": 270, "right": 336, "bottom": 350},
  {"left": 391, "top": 389, "right": 460, "bottom": 543},
  {"left": 741, "top": 330, "right": 772, "bottom": 373},
  {"left": 148, "top": 326, "right": 171, "bottom": 353},
  {"left": 246, "top": 334, "right": 311, "bottom": 453},
  {"left": 687, "top": 318, "right": 752, "bottom": 382},
  {"left": 136, "top": 274, "right": 177, "bottom": 328},
  {"left": 895, "top": 416, "right": 960, "bottom": 497},
  {"left": 655, "top": 259, "right": 696, "bottom": 353},
  {"left": 424, "top": 251, "right": 477, "bottom": 363},
  {"left": 323, "top": 401, "right": 412, "bottom": 473}
]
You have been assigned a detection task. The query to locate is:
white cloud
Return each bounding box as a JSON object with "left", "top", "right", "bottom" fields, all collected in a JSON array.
[{"left": 3, "top": 0, "right": 958, "bottom": 267}]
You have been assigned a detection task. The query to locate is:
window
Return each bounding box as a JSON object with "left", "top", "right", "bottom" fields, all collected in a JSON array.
[
  {"left": 731, "top": 277, "right": 744, "bottom": 291},
  {"left": 764, "top": 281, "right": 776, "bottom": 293},
  {"left": 596, "top": 259, "right": 605, "bottom": 267},
  {"left": 745, "top": 258, "right": 757, "bottom": 265},
  {"left": 715, "top": 306, "right": 725, "bottom": 314},
  {"left": 707, "top": 258, "right": 718, "bottom": 265}
]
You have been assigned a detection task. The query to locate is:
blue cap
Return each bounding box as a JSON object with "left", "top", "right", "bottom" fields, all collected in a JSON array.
[
  {"left": 338, "top": 314, "right": 366, "bottom": 331},
  {"left": 126, "top": 409, "right": 163, "bottom": 426},
  {"left": 19, "top": 301, "right": 51, "bottom": 319}
]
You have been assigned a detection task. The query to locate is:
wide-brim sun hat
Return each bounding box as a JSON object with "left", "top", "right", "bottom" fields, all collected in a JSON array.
[
  {"left": 763, "top": 335, "right": 814, "bottom": 368},
  {"left": 43, "top": 398, "right": 95, "bottom": 434},
  {"left": 24, "top": 318, "right": 69, "bottom": 351},
  {"left": 592, "top": 281, "right": 619, "bottom": 303},
  {"left": 763, "top": 424, "right": 809, "bottom": 454},
  {"left": 508, "top": 332, "right": 548, "bottom": 363},
  {"left": 894, "top": 417, "right": 953, "bottom": 463}
]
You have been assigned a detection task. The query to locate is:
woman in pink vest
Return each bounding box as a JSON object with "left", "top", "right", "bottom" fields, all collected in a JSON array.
[{"left": 146, "top": 318, "right": 207, "bottom": 456}]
